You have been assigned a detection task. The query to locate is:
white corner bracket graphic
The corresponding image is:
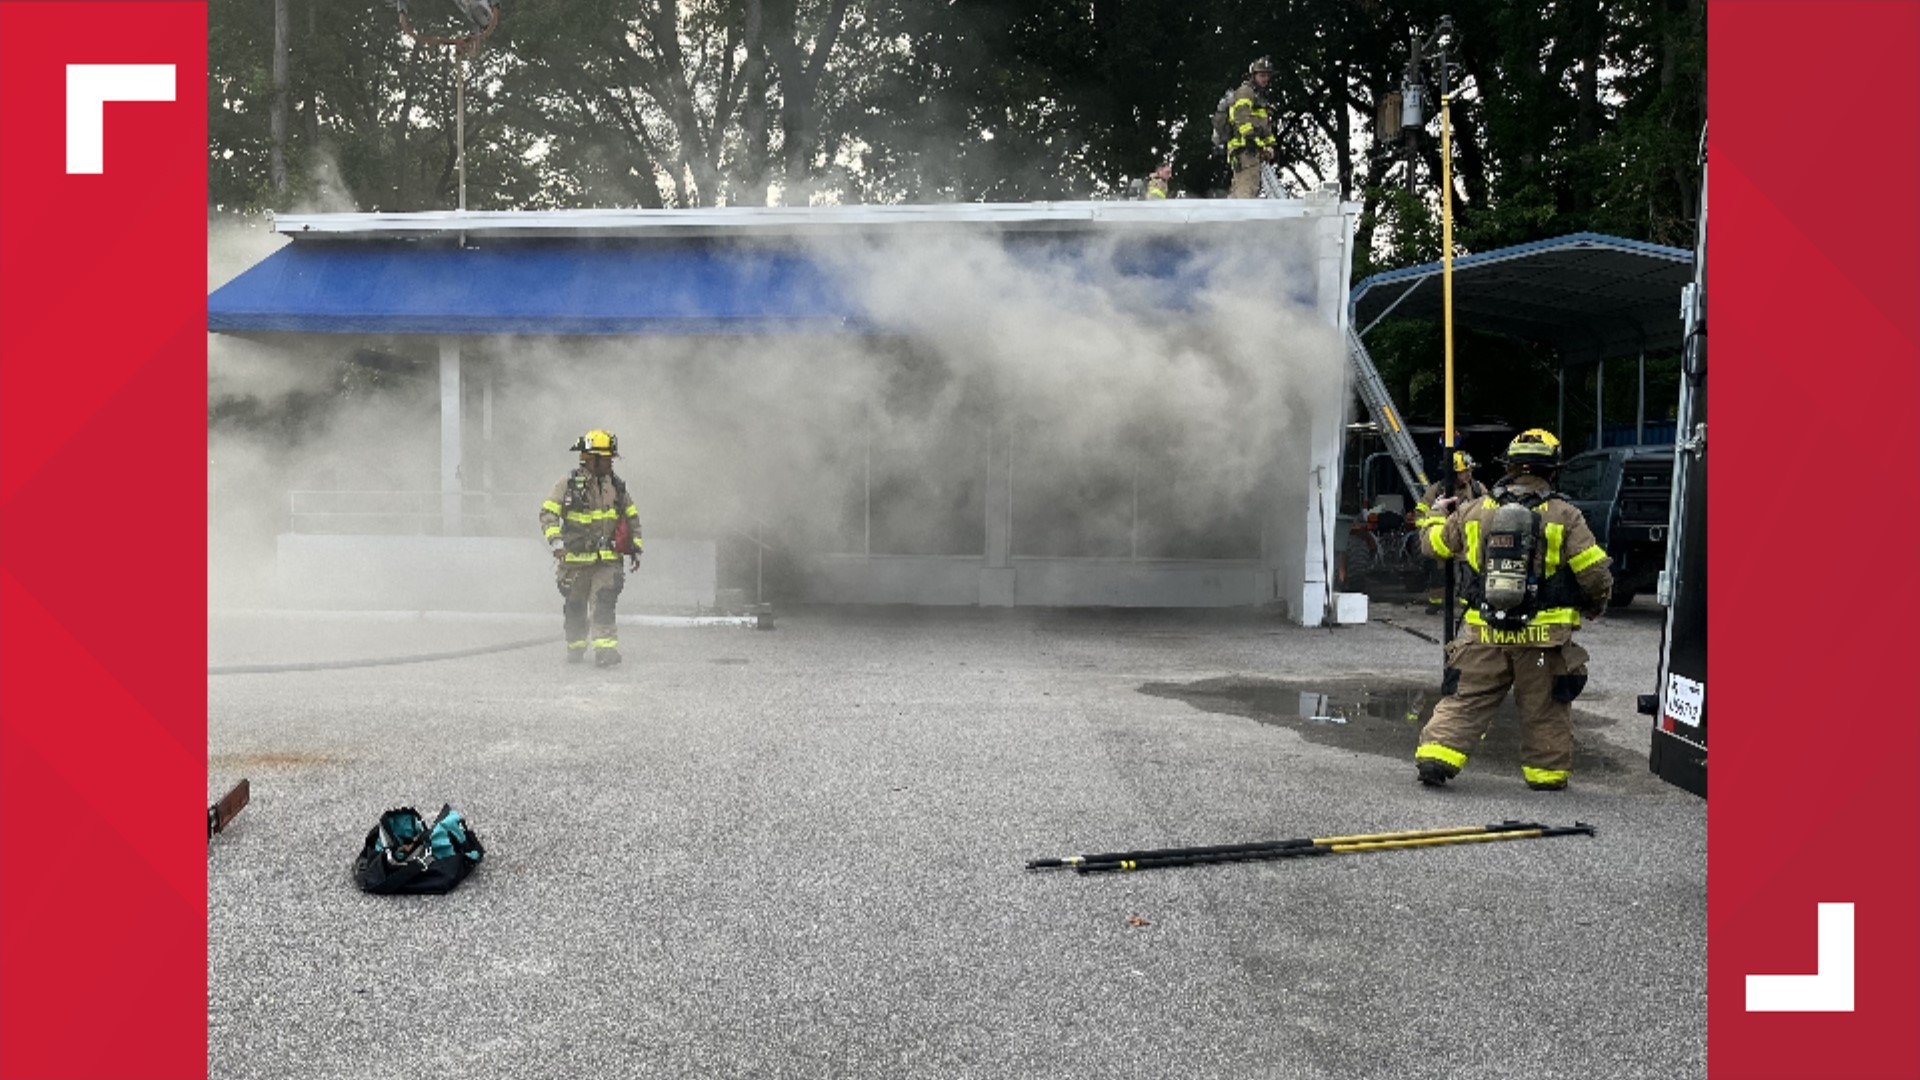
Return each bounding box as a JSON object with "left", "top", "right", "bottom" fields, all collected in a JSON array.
[
  {"left": 66, "top": 64, "right": 176, "bottom": 174},
  {"left": 1745, "top": 902, "right": 1855, "bottom": 1012}
]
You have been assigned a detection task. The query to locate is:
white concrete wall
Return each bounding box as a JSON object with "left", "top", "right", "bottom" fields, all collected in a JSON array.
[
  {"left": 796, "top": 554, "right": 1273, "bottom": 609},
  {"left": 270, "top": 535, "right": 716, "bottom": 613}
]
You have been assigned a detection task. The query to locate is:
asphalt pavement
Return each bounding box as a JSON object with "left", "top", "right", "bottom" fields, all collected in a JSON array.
[{"left": 208, "top": 599, "right": 1703, "bottom": 1080}]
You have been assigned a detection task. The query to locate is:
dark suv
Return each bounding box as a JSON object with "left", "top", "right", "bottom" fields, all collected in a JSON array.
[{"left": 1555, "top": 445, "right": 1675, "bottom": 606}]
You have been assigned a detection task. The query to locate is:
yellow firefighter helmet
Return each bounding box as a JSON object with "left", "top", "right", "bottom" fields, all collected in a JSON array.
[{"left": 569, "top": 429, "right": 619, "bottom": 457}]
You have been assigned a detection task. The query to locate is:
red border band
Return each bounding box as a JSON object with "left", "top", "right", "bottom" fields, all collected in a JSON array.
[{"left": 0, "top": 4, "right": 209, "bottom": 1079}]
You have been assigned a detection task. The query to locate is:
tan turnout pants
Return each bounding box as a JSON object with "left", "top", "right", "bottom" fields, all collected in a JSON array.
[
  {"left": 558, "top": 562, "right": 624, "bottom": 653},
  {"left": 1416, "top": 637, "right": 1591, "bottom": 783},
  {"left": 1230, "top": 151, "right": 1265, "bottom": 198}
]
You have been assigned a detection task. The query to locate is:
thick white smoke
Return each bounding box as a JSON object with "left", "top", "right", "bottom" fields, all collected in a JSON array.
[{"left": 207, "top": 215, "right": 1345, "bottom": 610}]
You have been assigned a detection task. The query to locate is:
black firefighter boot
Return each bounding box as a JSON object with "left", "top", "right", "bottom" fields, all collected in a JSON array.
[
  {"left": 594, "top": 646, "right": 623, "bottom": 668},
  {"left": 1416, "top": 759, "right": 1459, "bottom": 787},
  {"left": 566, "top": 644, "right": 587, "bottom": 664}
]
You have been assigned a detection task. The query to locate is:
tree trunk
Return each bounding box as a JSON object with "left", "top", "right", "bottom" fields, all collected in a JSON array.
[
  {"left": 1331, "top": 54, "right": 1352, "bottom": 200},
  {"left": 270, "top": 0, "right": 289, "bottom": 194},
  {"left": 303, "top": 0, "right": 319, "bottom": 147},
  {"left": 739, "top": 0, "right": 772, "bottom": 206},
  {"left": 1570, "top": 0, "right": 1603, "bottom": 216},
  {"left": 643, "top": 5, "right": 721, "bottom": 206},
  {"left": 770, "top": 0, "right": 855, "bottom": 196}
]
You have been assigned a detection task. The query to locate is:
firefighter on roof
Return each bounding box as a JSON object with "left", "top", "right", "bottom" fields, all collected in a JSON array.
[
  {"left": 1412, "top": 429, "right": 1613, "bottom": 790},
  {"left": 539, "top": 429, "right": 642, "bottom": 667},
  {"left": 1225, "top": 58, "right": 1279, "bottom": 198},
  {"left": 1146, "top": 162, "right": 1173, "bottom": 199}
]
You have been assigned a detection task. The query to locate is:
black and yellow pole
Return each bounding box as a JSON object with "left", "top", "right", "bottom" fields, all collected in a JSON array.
[{"left": 1027, "top": 820, "right": 1595, "bottom": 875}]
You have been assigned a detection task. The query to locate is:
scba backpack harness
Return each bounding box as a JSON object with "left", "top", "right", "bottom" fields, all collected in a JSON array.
[
  {"left": 1472, "top": 487, "right": 1584, "bottom": 630},
  {"left": 353, "top": 804, "right": 485, "bottom": 895},
  {"left": 562, "top": 469, "right": 639, "bottom": 557},
  {"left": 1210, "top": 88, "right": 1235, "bottom": 149}
]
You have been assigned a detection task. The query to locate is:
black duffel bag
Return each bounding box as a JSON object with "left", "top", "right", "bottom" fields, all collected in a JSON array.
[{"left": 352, "top": 804, "right": 485, "bottom": 895}]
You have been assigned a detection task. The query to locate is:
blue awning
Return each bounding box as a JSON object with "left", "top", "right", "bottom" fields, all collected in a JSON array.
[
  {"left": 207, "top": 231, "right": 1271, "bottom": 338},
  {"left": 207, "top": 241, "right": 870, "bottom": 336}
]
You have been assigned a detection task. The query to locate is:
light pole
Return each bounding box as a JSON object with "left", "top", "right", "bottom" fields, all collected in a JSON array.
[{"left": 394, "top": 0, "right": 499, "bottom": 214}]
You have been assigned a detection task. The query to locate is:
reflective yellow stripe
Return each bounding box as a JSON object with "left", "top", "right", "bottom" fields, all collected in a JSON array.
[
  {"left": 1147, "top": 189, "right": 1166, "bottom": 198},
  {"left": 1523, "top": 766, "right": 1569, "bottom": 786},
  {"left": 1544, "top": 522, "right": 1565, "bottom": 577},
  {"left": 1471, "top": 623, "right": 1558, "bottom": 645},
  {"left": 563, "top": 552, "right": 599, "bottom": 564},
  {"left": 1464, "top": 607, "right": 1578, "bottom": 627},
  {"left": 1464, "top": 519, "right": 1481, "bottom": 573},
  {"left": 598, "top": 550, "right": 620, "bottom": 561},
  {"left": 592, "top": 638, "right": 618, "bottom": 649},
  {"left": 631, "top": 538, "right": 643, "bottom": 552},
  {"left": 1415, "top": 743, "right": 1467, "bottom": 768},
  {"left": 543, "top": 526, "right": 561, "bottom": 538},
  {"left": 1568, "top": 545, "right": 1608, "bottom": 573},
  {"left": 625, "top": 506, "right": 639, "bottom": 518},
  {"left": 1426, "top": 524, "right": 1451, "bottom": 559},
  {"left": 567, "top": 641, "right": 588, "bottom": 650},
  {"left": 541, "top": 500, "right": 563, "bottom": 514}
]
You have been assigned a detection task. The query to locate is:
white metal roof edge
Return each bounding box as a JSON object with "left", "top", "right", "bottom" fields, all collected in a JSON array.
[{"left": 269, "top": 199, "right": 1363, "bottom": 239}]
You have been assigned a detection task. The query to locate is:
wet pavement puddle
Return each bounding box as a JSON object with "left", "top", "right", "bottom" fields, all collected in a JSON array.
[{"left": 1139, "top": 676, "right": 1634, "bottom": 777}]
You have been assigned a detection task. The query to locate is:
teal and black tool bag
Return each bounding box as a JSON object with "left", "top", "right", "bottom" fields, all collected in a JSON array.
[{"left": 352, "top": 804, "right": 485, "bottom": 895}]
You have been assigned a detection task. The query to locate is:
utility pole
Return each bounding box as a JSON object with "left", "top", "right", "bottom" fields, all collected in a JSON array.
[
  {"left": 393, "top": 1, "right": 497, "bottom": 215},
  {"left": 1389, "top": 17, "right": 1465, "bottom": 648},
  {"left": 1400, "top": 30, "right": 1424, "bottom": 194}
]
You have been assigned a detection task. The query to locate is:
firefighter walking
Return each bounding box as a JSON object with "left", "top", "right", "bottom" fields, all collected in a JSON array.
[
  {"left": 1224, "top": 58, "right": 1278, "bottom": 198},
  {"left": 1412, "top": 430, "right": 1612, "bottom": 790},
  {"left": 539, "top": 429, "right": 642, "bottom": 667}
]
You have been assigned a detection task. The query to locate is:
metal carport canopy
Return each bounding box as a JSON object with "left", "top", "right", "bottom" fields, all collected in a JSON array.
[{"left": 1348, "top": 232, "right": 1693, "bottom": 365}]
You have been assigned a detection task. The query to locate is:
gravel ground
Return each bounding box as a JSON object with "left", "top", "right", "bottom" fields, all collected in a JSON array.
[{"left": 208, "top": 599, "right": 1703, "bottom": 1080}]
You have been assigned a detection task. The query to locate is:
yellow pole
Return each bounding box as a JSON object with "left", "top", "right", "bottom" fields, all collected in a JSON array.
[{"left": 1440, "top": 93, "right": 1455, "bottom": 451}]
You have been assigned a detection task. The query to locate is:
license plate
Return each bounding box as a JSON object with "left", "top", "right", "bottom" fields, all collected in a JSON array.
[{"left": 1664, "top": 674, "right": 1704, "bottom": 728}]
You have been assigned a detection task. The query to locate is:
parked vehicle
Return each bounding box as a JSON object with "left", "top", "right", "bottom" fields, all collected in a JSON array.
[
  {"left": 1644, "top": 125, "right": 1707, "bottom": 798},
  {"left": 1555, "top": 444, "right": 1675, "bottom": 607}
]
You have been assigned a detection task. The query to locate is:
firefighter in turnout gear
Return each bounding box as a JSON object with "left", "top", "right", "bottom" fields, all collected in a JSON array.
[
  {"left": 539, "top": 430, "right": 642, "bottom": 667},
  {"left": 1412, "top": 429, "right": 1612, "bottom": 790},
  {"left": 1414, "top": 449, "right": 1487, "bottom": 606},
  {"left": 1146, "top": 162, "right": 1173, "bottom": 199},
  {"left": 1226, "top": 57, "right": 1279, "bottom": 198}
]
